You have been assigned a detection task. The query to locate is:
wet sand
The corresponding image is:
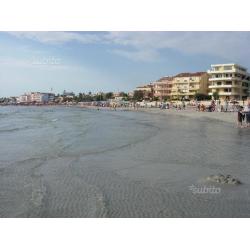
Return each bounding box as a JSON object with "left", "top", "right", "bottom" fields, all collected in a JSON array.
[
  {"left": 83, "top": 105, "right": 237, "bottom": 125},
  {"left": 138, "top": 108, "right": 237, "bottom": 124}
]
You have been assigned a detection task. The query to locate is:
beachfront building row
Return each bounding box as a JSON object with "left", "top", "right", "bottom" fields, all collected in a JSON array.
[
  {"left": 17, "top": 92, "right": 55, "bottom": 104},
  {"left": 136, "top": 72, "right": 209, "bottom": 101},
  {"left": 134, "top": 63, "right": 250, "bottom": 101}
]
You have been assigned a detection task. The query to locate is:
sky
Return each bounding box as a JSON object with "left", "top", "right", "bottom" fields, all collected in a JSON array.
[{"left": 1, "top": 31, "right": 250, "bottom": 97}]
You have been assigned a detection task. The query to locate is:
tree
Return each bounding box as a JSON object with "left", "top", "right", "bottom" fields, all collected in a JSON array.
[
  {"left": 153, "top": 96, "right": 159, "bottom": 101},
  {"left": 119, "top": 92, "right": 127, "bottom": 97},
  {"left": 95, "top": 94, "right": 104, "bottom": 101},
  {"left": 164, "top": 96, "right": 170, "bottom": 102},
  {"left": 194, "top": 93, "right": 211, "bottom": 101},
  {"left": 133, "top": 90, "right": 144, "bottom": 101},
  {"left": 212, "top": 91, "right": 219, "bottom": 100},
  {"left": 105, "top": 92, "right": 114, "bottom": 100},
  {"left": 78, "top": 93, "right": 83, "bottom": 102}
]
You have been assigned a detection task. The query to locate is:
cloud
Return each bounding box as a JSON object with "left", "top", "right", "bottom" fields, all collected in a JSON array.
[
  {"left": 8, "top": 31, "right": 102, "bottom": 44},
  {"left": 106, "top": 31, "right": 250, "bottom": 62},
  {"left": 6, "top": 31, "right": 250, "bottom": 63},
  {"left": 111, "top": 48, "right": 160, "bottom": 62}
]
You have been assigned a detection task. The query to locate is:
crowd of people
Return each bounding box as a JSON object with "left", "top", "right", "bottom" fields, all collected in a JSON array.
[
  {"left": 160, "top": 98, "right": 250, "bottom": 128},
  {"left": 195, "top": 98, "right": 250, "bottom": 128}
]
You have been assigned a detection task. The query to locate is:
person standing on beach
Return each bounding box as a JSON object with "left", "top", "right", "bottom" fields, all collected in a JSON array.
[
  {"left": 197, "top": 102, "right": 201, "bottom": 112},
  {"left": 243, "top": 98, "right": 250, "bottom": 127},
  {"left": 182, "top": 100, "right": 185, "bottom": 110},
  {"left": 237, "top": 106, "right": 245, "bottom": 128},
  {"left": 211, "top": 100, "right": 215, "bottom": 112},
  {"left": 225, "top": 99, "right": 229, "bottom": 112}
]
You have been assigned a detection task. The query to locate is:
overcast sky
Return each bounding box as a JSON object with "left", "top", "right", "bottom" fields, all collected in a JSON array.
[{"left": 1, "top": 31, "right": 250, "bottom": 97}]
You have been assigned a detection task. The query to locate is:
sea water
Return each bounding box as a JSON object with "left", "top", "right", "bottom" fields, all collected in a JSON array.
[{"left": 0, "top": 106, "right": 250, "bottom": 217}]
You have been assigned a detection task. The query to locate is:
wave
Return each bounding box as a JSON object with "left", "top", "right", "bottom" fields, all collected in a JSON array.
[{"left": 0, "top": 125, "right": 33, "bottom": 133}]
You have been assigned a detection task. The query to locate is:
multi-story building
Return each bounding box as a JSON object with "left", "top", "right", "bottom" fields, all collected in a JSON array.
[
  {"left": 207, "top": 63, "right": 250, "bottom": 101},
  {"left": 135, "top": 84, "right": 154, "bottom": 100},
  {"left": 48, "top": 93, "right": 55, "bottom": 102},
  {"left": 171, "top": 72, "right": 209, "bottom": 100},
  {"left": 17, "top": 95, "right": 26, "bottom": 103},
  {"left": 17, "top": 93, "right": 32, "bottom": 103},
  {"left": 62, "top": 90, "right": 75, "bottom": 99},
  {"left": 153, "top": 76, "right": 173, "bottom": 100},
  {"left": 30, "top": 92, "right": 44, "bottom": 103},
  {"left": 17, "top": 92, "right": 55, "bottom": 104}
]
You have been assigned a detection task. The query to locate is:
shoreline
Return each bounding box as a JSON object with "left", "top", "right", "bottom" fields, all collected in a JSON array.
[
  {"left": 0, "top": 104, "right": 239, "bottom": 125},
  {"left": 81, "top": 105, "right": 237, "bottom": 125},
  {"left": 137, "top": 108, "right": 237, "bottom": 125}
]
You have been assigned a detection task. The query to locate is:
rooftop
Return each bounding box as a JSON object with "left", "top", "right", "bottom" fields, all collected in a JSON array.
[
  {"left": 210, "top": 63, "right": 247, "bottom": 70},
  {"left": 174, "top": 72, "right": 207, "bottom": 77},
  {"left": 156, "top": 76, "right": 174, "bottom": 82}
]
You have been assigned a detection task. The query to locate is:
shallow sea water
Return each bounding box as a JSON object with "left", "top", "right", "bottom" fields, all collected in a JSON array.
[{"left": 0, "top": 106, "right": 250, "bottom": 217}]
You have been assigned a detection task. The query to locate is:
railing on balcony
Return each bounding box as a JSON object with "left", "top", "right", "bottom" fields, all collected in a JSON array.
[{"left": 208, "top": 84, "right": 241, "bottom": 88}]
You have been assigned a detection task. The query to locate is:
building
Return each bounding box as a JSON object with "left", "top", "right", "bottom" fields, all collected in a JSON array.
[
  {"left": 31, "top": 92, "right": 45, "bottom": 103},
  {"left": 153, "top": 76, "right": 173, "bottom": 100},
  {"left": 62, "top": 90, "right": 75, "bottom": 99},
  {"left": 207, "top": 63, "right": 250, "bottom": 101},
  {"left": 171, "top": 72, "right": 209, "bottom": 100},
  {"left": 113, "top": 92, "right": 122, "bottom": 98},
  {"left": 17, "top": 93, "right": 32, "bottom": 103},
  {"left": 17, "top": 92, "right": 55, "bottom": 104},
  {"left": 31, "top": 92, "right": 55, "bottom": 103},
  {"left": 48, "top": 93, "right": 55, "bottom": 102},
  {"left": 135, "top": 84, "right": 154, "bottom": 100}
]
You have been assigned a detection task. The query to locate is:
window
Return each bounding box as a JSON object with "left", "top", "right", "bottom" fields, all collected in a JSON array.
[{"left": 224, "top": 66, "right": 232, "bottom": 70}]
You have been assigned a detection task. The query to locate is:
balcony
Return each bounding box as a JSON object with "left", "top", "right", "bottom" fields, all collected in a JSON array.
[
  {"left": 189, "top": 86, "right": 200, "bottom": 90},
  {"left": 208, "top": 69, "right": 235, "bottom": 74},
  {"left": 208, "top": 68, "right": 247, "bottom": 75},
  {"left": 208, "top": 76, "right": 242, "bottom": 81},
  {"left": 208, "top": 84, "right": 240, "bottom": 89},
  {"left": 208, "top": 91, "right": 240, "bottom": 96}
]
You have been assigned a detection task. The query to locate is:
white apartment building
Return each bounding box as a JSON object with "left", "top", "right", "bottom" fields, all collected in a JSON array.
[
  {"left": 17, "top": 92, "right": 55, "bottom": 103},
  {"left": 17, "top": 94, "right": 31, "bottom": 103},
  {"left": 207, "top": 64, "right": 250, "bottom": 101}
]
